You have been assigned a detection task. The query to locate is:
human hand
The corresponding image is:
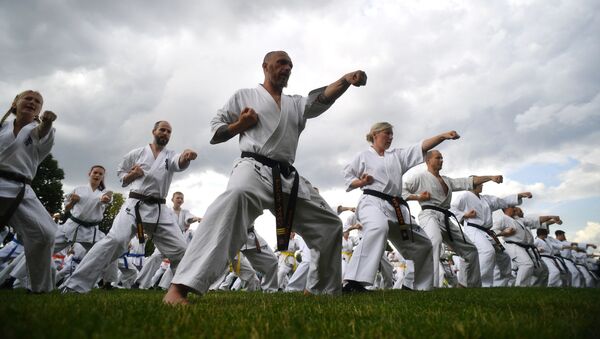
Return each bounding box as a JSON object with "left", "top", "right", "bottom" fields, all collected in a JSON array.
[{"left": 344, "top": 70, "right": 367, "bottom": 87}]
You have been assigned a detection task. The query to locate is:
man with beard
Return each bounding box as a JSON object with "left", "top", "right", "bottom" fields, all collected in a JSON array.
[
  {"left": 61, "top": 121, "right": 197, "bottom": 293},
  {"left": 164, "top": 51, "right": 367, "bottom": 304}
]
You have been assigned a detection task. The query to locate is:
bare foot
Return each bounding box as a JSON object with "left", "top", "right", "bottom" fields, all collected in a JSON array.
[{"left": 163, "top": 284, "right": 190, "bottom": 305}]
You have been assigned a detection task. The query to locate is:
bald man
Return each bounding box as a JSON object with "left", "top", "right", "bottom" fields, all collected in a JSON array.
[
  {"left": 165, "top": 51, "right": 367, "bottom": 304},
  {"left": 403, "top": 149, "right": 502, "bottom": 287}
]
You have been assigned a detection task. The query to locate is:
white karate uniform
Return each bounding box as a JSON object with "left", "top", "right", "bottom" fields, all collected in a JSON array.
[
  {"left": 172, "top": 85, "right": 343, "bottom": 295},
  {"left": 57, "top": 185, "right": 110, "bottom": 247},
  {"left": 515, "top": 216, "right": 548, "bottom": 287},
  {"left": 403, "top": 171, "right": 480, "bottom": 287},
  {"left": 157, "top": 208, "right": 198, "bottom": 289},
  {"left": 55, "top": 243, "right": 86, "bottom": 285},
  {"left": 535, "top": 237, "right": 566, "bottom": 287},
  {"left": 0, "top": 120, "right": 56, "bottom": 292},
  {"left": 277, "top": 237, "right": 300, "bottom": 290},
  {"left": 493, "top": 214, "right": 537, "bottom": 286},
  {"left": 343, "top": 143, "right": 434, "bottom": 291},
  {"left": 241, "top": 227, "right": 279, "bottom": 292},
  {"left": 451, "top": 192, "right": 521, "bottom": 287},
  {"left": 285, "top": 234, "right": 312, "bottom": 292},
  {"left": 0, "top": 236, "right": 24, "bottom": 270},
  {"left": 220, "top": 253, "right": 260, "bottom": 291},
  {"left": 558, "top": 240, "right": 584, "bottom": 288},
  {"left": 62, "top": 145, "right": 188, "bottom": 293},
  {"left": 341, "top": 235, "right": 359, "bottom": 278}
]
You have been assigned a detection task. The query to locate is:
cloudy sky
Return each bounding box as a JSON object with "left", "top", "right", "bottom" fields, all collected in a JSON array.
[{"left": 2, "top": 0, "right": 599, "bottom": 248}]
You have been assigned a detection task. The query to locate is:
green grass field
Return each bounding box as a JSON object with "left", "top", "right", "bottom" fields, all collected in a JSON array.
[{"left": 1, "top": 288, "right": 599, "bottom": 338}]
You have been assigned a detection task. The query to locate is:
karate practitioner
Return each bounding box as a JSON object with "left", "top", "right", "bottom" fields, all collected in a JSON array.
[
  {"left": 342, "top": 122, "right": 460, "bottom": 292},
  {"left": 341, "top": 222, "right": 360, "bottom": 278},
  {"left": 0, "top": 90, "right": 57, "bottom": 293},
  {"left": 165, "top": 51, "right": 367, "bottom": 304},
  {"left": 58, "top": 166, "right": 113, "bottom": 249},
  {"left": 276, "top": 231, "right": 300, "bottom": 290},
  {"left": 154, "top": 192, "right": 200, "bottom": 289},
  {"left": 403, "top": 149, "right": 502, "bottom": 287},
  {"left": 61, "top": 121, "right": 197, "bottom": 293},
  {"left": 135, "top": 192, "right": 198, "bottom": 289},
  {"left": 285, "top": 233, "right": 311, "bottom": 292},
  {"left": 554, "top": 230, "right": 585, "bottom": 287},
  {"left": 240, "top": 225, "right": 279, "bottom": 292},
  {"left": 450, "top": 184, "right": 531, "bottom": 287},
  {"left": 493, "top": 207, "right": 555, "bottom": 287},
  {"left": 535, "top": 228, "right": 569, "bottom": 287}
]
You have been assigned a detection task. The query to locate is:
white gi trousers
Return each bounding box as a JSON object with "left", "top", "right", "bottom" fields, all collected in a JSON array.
[
  {"left": 419, "top": 210, "right": 481, "bottom": 287},
  {"left": 285, "top": 257, "right": 309, "bottom": 292},
  {"left": 62, "top": 203, "right": 187, "bottom": 293},
  {"left": 277, "top": 253, "right": 296, "bottom": 290},
  {"left": 136, "top": 248, "right": 164, "bottom": 289},
  {"left": 563, "top": 259, "right": 584, "bottom": 288},
  {"left": 344, "top": 196, "right": 434, "bottom": 291},
  {"left": 3, "top": 184, "right": 56, "bottom": 292},
  {"left": 172, "top": 160, "right": 343, "bottom": 295},
  {"left": 541, "top": 256, "right": 564, "bottom": 287},
  {"left": 464, "top": 225, "right": 502, "bottom": 287},
  {"left": 14, "top": 228, "right": 119, "bottom": 288},
  {"left": 243, "top": 245, "right": 279, "bottom": 292},
  {"left": 504, "top": 243, "right": 535, "bottom": 287}
]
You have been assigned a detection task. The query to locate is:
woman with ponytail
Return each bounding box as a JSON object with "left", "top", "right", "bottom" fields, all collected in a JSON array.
[{"left": 0, "top": 90, "right": 57, "bottom": 293}]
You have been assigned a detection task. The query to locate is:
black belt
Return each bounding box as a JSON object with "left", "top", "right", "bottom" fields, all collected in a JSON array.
[
  {"left": 363, "top": 189, "right": 413, "bottom": 242},
  {"left": 540, "top": 254, "right": 567, "bottom": 273},
  {"left": 0, "top": 170, "right": 31, "bottom": 227},
  {"left": 128, "top": 192, "right": 166, "bottom": 244},
  {"left": 241, "top": 152, "right": 299, "bottom": 252},
  {"left": 466, "top": 222, "right": 505, "bottom": 251},
  {"left": 505, "top": 241, "right": 541, "bottom": 267},
  {"left": 421, "top": 205, "right": 466, "bottom": 242},
  {"left": 68, "top": 214, "right": 103, "bottom": 244}
]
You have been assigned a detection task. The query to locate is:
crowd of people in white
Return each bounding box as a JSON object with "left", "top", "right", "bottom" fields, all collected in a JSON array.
[{"left": 1, "top": 51, "right": 598, "bottom": 305}]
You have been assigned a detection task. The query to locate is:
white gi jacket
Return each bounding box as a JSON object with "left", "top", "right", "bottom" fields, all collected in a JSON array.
[
  {"left": 210, "top": 85, "right": 332, "bottom": 201},
  {"left": 0, "top": 120, "right": 55, "bottom": 197},
  {"left": 403, "top": 171, "right": 473, "bottom": 209},
  {"left": 344, "top": 143, "right": 423, "bottom": 223},
  {"left": 117, "top": 145, "right": 183, "bottom": 224}
]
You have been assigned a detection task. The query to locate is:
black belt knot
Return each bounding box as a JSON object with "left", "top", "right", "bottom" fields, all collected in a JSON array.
[
  {"left": 129, "top": 192, "right": 166, "bottom": 244},
  {"left": 363, "top": 189, "right": 414, "bottom": 242},
  {"left": 467, "top": 222, "right": 505, "bottom": 252},
  {"left": 241, "top": 152, "right": 299, "bottom": 251},
  {"left": 0, "top": 170, "right": 31, "bottom": 227},
  {"left": 505, "top": 240, "right": 542, "bottom": 267},
  {"left": 421, "top": 205, "right": 466, "bottom": 242}
]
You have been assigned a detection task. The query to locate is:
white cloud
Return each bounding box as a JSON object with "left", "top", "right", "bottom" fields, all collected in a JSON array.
[
  {"left": 573, "top": 221, "right": 600, "bottom": 246},
  {"left": 2, "top": 0, "right": 599, "bottom": 239}
]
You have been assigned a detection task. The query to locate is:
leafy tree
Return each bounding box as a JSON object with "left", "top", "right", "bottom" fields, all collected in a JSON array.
[
  {"left": 31, "top": 153, "right": 64, "bottom": 214},
  {"left": 99, "top": 192, "right": 124, "bottom": 234}
]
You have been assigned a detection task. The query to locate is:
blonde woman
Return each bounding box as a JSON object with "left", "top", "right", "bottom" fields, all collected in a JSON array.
[
  {"left": 342, "top": 122, "right": 459, "bottom": 292},
  {"left": 0, "top": 90, "right": 57, "bottom": 292}
]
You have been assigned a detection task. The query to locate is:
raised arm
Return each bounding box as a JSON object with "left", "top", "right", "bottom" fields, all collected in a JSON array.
[
  {"left": 473, "top": 175, "right": 503, "bottom": 186},
  {"left": 421, "top": 131, "right": 460, "bottom": 153},
  {"left": 36, "top": 110, "right": 57, "bottom": 139},
  {"left": 317, "top": 71, "right": 367, "bottom": 105}
]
